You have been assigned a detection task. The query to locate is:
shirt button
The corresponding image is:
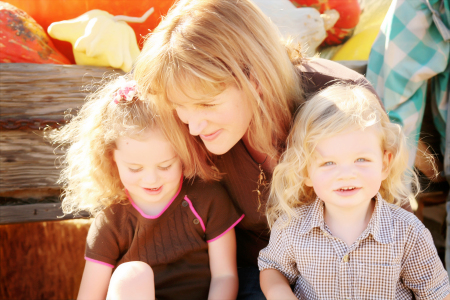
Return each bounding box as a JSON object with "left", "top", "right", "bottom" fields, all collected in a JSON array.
[
  {"left": 193, "top": 218, "right": 200, "bottom": 225},
  {"left": 343, "top": 255, "right": 349, "bottom": 262},
  {"left": 182, "top": 200, "right": 188, "bottom": 207},
  {"left": 323, "top": 231, "right": 328, "bottom": 237}
]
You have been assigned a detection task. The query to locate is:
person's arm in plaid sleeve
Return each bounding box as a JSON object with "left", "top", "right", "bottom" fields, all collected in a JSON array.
[
  {"left": 258, "top": 217, "right": 298, "bottom": 299},
  {"left": 401, "top": 225, "right": 450, "bottom": 299},
  {"left": 366, "top": 0, "right": 450, "bottom": 168}
]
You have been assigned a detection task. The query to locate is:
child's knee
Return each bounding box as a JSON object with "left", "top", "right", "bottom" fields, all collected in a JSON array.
[
  {"left": 112, "top": 261, "right": 154, "bottom": 283},
  {"left": 108, "top": 261, "right": 155, "bottom": 299}
]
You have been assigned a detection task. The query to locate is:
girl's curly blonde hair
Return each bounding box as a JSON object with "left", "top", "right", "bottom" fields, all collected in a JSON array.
[
  {"left": 266, "top": 83, "right": 419, "bottom": 228},
  {"left": 48, "top": 75, "right": 217, "bottom": 216}
]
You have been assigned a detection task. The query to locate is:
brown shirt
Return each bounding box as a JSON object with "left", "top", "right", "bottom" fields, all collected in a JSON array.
[
  {"left": 85, "top": 178, "right": 243, "bottom": 300},
  {"left": 215, "top": 58, "right": 379, "bottom": 267}
]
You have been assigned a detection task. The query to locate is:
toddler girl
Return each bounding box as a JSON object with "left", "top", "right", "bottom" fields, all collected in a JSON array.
[
  {"left": 50, "top": 76, "right": 243, "bottom": 300},
  {"left": 258, "top": 84, "right": 450, "bottom": 299}
]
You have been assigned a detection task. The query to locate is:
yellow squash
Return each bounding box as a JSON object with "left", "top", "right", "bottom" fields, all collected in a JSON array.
[{"left": 48, "top": 8, "right": 153, "bottom": 72}]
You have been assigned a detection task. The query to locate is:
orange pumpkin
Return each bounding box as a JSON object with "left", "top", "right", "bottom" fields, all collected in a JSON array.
[
  {"left": 0, "top": 2, "right": 70, "bottom": 64},
  {"left": 290, "top": 0, "right": 361, "bottom": 46},
  {"left": 5, "top": 0, "right": 176, "bottom": 64}
]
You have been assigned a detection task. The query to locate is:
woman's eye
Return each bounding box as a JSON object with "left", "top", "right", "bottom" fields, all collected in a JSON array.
[{"left": 159, "top": 165, "right": 172, "bottom": 171}]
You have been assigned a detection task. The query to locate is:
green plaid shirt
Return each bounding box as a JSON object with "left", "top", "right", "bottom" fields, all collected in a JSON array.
[{"left": 366, "top": 0, "right": 450, "bottom": 165}]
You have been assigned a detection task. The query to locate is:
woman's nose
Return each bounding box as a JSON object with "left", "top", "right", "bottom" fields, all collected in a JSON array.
[
  {"left": 175, "top": 107, "right": 208, "bottom": 136},
  {"left": 188, "top": 120, "right": 208, "bottom": 136}
]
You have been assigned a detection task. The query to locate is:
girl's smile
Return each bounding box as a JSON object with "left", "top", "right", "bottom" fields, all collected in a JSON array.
[{"left": 143, "top": 186, "right": 163, "bottom": 195}]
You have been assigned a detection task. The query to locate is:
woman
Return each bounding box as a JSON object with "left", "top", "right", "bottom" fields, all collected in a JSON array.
[{"left": 134, "top": 0, "right": 378, "bottom": 298}]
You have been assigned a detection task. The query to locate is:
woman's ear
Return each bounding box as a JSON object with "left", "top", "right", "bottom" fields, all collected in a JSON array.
[{"left": 381, "top": 150, "right": 393, "bottom": 180}]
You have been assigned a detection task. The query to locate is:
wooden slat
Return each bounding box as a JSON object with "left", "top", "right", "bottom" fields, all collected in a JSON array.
[
  {"left": 0, "top": 63, "right": 123, "bottom": 119},
  {"left": 0, "top": 203, "right": 90, "bottom": 224},
  {"left": 0, "top": 130, "right": 62, "bottom": 192}
]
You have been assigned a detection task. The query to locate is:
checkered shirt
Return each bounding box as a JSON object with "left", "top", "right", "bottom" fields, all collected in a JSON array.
[
  {"left": 366, "top": 0, "right": 450, "bottom": 166},
  {"left": 258, "top": 194, "right": 450, "bottom": 299}
]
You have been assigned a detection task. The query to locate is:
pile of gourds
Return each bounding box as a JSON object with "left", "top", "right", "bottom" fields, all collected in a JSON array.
[{"left": 0, "top": 0, "right": 383, "bottom": 70}]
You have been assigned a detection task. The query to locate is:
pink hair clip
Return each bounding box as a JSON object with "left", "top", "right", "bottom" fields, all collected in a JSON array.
[{"left": 113, "top": 80, "right": 139, "bottom": 104}]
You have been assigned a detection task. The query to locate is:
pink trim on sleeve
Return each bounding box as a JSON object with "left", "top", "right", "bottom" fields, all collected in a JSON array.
[
  {"left": 85, "top": 257, "right": 114, "bottom": 268},
  {"left": 207, "top": 214, "right": 245, "bottom": 243},
  {"left": 184, "top": 196, "right": 206, "bottom": 232},
  {"left": 126, "top": 176, "right": 183, "bottom": 219}
]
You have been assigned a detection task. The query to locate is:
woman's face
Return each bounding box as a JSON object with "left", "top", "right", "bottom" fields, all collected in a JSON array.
[{"left": 170, "top": 84, "right": 254, "bottom": 155}]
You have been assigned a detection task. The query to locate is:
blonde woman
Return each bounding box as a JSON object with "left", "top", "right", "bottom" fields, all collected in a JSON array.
[
  {"left": 49, "top": 76, "right": 243, "bottom": 300},
  {"left": 259, "top": 84, "right": 450, "bottom": 299},
  {"left": 133, "top": 0, "right": 380, "bottom": 298}
]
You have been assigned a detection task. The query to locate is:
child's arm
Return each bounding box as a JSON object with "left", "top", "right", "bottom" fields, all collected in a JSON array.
[
  {"left": 260, "top": 269, "right": 297, "bottom": 300},
  {"left": 402, "top": 226, "right": 450, "bottom": 299},
  {"left": 207, "top": 228, "right": 239, "bottom": 300},
  {"left": 77, "top": 260, "right": 112, "bottom": 300}
]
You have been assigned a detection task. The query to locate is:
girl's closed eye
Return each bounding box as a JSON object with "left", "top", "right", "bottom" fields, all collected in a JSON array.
[
  {"left": 159, "top": 165, "right": 172, "bottom": 171},
  {"left": 129, "top": 167, "right": 143, "bottom": 173}
]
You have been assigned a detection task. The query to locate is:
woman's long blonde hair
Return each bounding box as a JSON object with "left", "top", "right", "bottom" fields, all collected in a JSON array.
[
  {"left": 266, "top": 84, "right": 419, "bottom": 227},
  {"left": 134, "top": 0, "right": 304, "bottom": 159},
  {"left": 48, "top": 75, "right": 217, "bottom": 216}
]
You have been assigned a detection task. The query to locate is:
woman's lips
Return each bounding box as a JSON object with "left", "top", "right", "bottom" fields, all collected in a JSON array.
[
  {"left": 200, "top": 129, "right": 222, "bottom": 141},
  {"left": 143, "top": 186, "right": 162, "bottom": 195}
]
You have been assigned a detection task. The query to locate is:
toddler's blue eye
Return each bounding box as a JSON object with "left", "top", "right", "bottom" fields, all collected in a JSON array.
[
  {"left": 323, "top": 161, "right": 334, "bottom": 166},
  {"left": 356, "top": 158, "right": 367, "bottom": 162}
]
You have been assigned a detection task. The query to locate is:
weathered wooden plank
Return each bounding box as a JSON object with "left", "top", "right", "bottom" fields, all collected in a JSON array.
[
  {"left": 0, "top": 63, "right": 124, "bottom": 119},
  {"left": 0, "top": 203, "right": 90, "bottom": 224},
  {"left": 0, "top": 130, "right": 62, "bottom": 192}
]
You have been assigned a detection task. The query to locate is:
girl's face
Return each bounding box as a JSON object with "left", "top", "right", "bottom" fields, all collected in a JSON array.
[
  {"left": 170, "top": 84, "right": 254, "bottom": 155},
  {"left": 113, "top": 128, "right": 183, "bottom": 214},
  {"left": 305, "top": 126, "right": 392, "bottom": 211}
]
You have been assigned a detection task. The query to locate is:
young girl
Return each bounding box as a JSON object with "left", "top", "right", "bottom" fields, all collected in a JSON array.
[
  {"left": 49, "top": 76, "right": 243, "bottom": 300},
  {"left": 258, "top": 84, "right": 450, "bottom": 299}
]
